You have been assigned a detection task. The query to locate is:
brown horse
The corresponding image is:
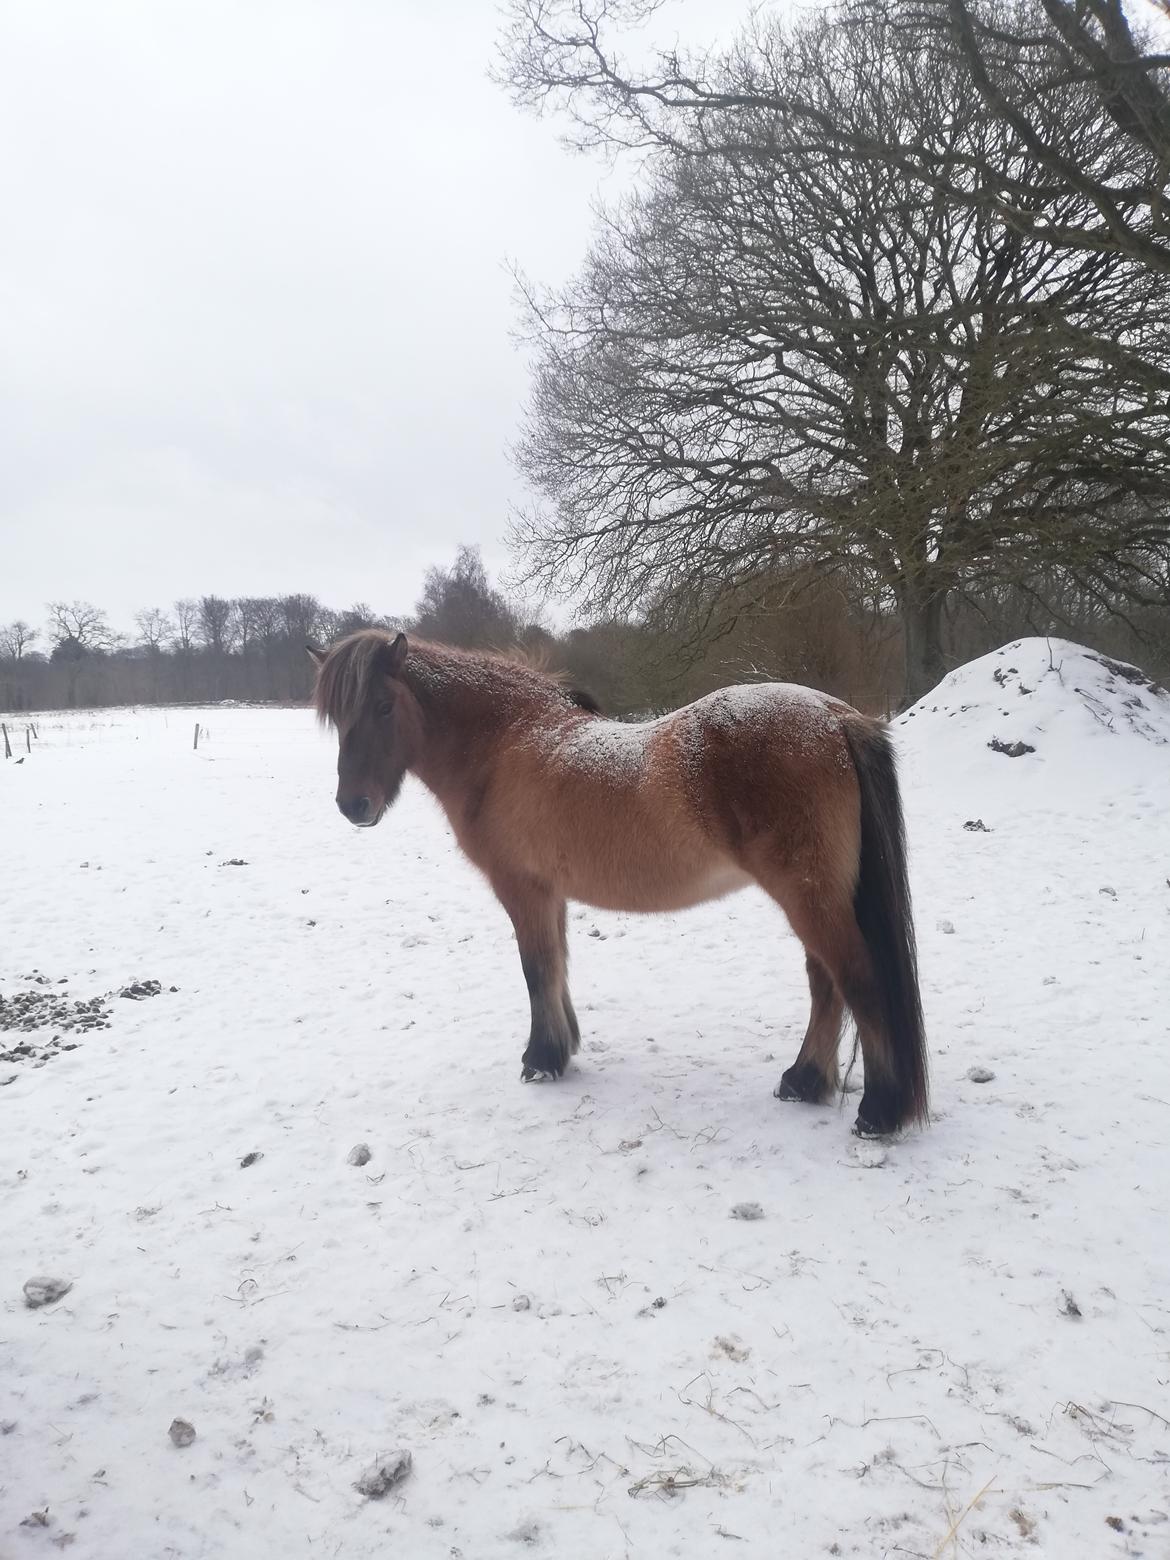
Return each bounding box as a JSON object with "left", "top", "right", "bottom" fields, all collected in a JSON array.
[{"left": 309, "top": 630, "right": 928, "bottom": 1137}]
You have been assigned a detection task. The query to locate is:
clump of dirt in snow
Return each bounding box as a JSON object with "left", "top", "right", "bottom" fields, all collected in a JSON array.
[{"left": 0, "top": 974, "right": 168, "bottom": 1070}]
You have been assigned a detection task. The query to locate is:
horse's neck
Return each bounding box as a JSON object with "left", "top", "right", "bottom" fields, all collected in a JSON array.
[{"left": 401, "top": 646, "right": 505, "bottom": 804}]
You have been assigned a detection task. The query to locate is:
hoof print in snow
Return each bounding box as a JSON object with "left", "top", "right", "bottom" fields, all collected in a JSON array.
[
  {"left": 239, "top": 1151, "right": 263, "bottom": 1169},
  {"left": 937, "top": 918, "right": 956, "bottom": 934},
  {"left": 967, "top": 1066, "right": 996, "bottom": 1083},
  {"left": 20, "top": 1510, "right": 51, "bottom": 1529},
  {"left": 354, "top": 1449, "right": 412, "bottom": 1499},
  {"left": 853, "top": 1140, "right": 889, "bottom": 1168},
  {"left": 988, "top": 737, "right": 1035, "bottom": 757},
  {"left": 511, "top": 1293, "right": 532, "bottom": 1312},
  {"left": 23, "top": 1276, "right": 72, "bottom": 1309},
  {"left": 168, "top": 1418, "right": 196, "bottom": 1447},
  {"left": 507, "top": 1519, "right": 542, "bottom": 1545},
  {"left": 347, "top": 1143, "right": 372, "bottom": 1167},
  {"left": 1059, "top": 1290, "right": 1082, "bottom": 1319},
  {"left": 713, "top": 1335, "right": 750, "bottom": 1362},
  {"left": 730, "top": 1201, "right": 764, "bottom": 1221},
  {"left": 963, "top": 818, "right": 992, "bottom": 832},
  {"left": 1099, "top": 885, "right": 1117, "bottom": 897}
]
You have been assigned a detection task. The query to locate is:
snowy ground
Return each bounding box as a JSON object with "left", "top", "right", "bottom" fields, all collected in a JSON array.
[{"left": 2, "top": 639, "right": 1168, "bottom": 1559}]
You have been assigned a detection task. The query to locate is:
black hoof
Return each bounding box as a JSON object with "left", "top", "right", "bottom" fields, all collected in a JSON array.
[
  {"left": 854, "top": 1082, "right": 902, "bottom": 1137},
  {"left": 520, "top": 1034, "right": 569, "bottom": 1080},
  {"left": 774, "top": 1062, "right": 834, "bottom": 1104}
]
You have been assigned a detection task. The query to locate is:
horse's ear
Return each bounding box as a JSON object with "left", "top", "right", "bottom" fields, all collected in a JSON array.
[
  {"left": 306, "top": 643, "right": 326, "bottom": 667},
  {"left": 377, "top": 632, "right": 408, "bottom": 678}
]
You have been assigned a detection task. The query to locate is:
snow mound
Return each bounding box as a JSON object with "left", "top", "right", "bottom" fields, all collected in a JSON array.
[{"left": 897, "top": 638, "right": 1170, "bottom": 767}]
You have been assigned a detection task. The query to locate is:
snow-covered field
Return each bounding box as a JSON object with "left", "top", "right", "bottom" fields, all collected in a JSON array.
[{"left": 2, "top": 639, "right": 1168, "bottom": 1559}]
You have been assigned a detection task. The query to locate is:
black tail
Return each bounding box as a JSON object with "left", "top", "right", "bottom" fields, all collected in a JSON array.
[{"left": 843, "top": 719, "right": 929, "bottom": 1128}]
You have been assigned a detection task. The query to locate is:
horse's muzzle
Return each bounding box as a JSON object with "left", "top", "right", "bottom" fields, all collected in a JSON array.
[{"left": 338, "top": 795, "right": 378, "bottom": 827}]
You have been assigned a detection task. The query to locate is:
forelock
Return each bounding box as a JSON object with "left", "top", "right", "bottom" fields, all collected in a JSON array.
[{"left": 312, "top": 632, "right": 394, "bottom": 727}]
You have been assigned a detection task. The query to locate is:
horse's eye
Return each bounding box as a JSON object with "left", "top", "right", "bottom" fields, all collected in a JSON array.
[{"left": 375, "top": 700, "right": 394, "bottom": 718}]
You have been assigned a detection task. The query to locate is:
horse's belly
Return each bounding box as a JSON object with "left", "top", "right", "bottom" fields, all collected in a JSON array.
[{"left": 561, "top": 849, "right": 752, "bottom": 914}]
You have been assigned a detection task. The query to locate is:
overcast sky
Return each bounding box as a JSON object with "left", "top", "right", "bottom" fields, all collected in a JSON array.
[{"left": 0, "top": 0, "right": 731, "bottom": 637}]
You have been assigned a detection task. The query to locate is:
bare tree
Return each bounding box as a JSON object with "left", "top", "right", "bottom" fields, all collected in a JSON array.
[
  {"left": 920, "top": 0, "right": 1170, "bottom": 273},
  {"left": 134, "top": 607, "right": 173, "bottom": 654},
  {"left": 501, "top": 0, "right": 1170, "bottom": 270},
  {"left": 280, "top": 595, "right": 323, "bottom": 698},
  {"left": 501, "top": 0, "right": 1170, "bottom": 699},
  {"left": 197, "top": 595, "right": 236, "bottom": 656},
  {"left": 0, "top": 621, "right": 37, "bottom": 660},
  {"left": 46, "top": 600, "right": 116, "bottom": 705},
  {"left": 334, "top": 602, "right": 384, "bottom": 637},
  {"left": 171, "top": 599, "right": 199, "bottom": 657},
  {"left": 46, "top": 600, "right": 115, "bottom": 653}
]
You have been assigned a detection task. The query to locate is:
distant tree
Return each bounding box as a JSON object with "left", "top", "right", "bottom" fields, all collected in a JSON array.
[
  {"left": 134, "top": 607, "right": 173, "bottom": 654},
  {"left": 410, "top": 545, "right": 520, "bottom": 649},
  {"left": 134, "top": 607, "right": 173, "bottom": 699},
  {"left": 334, "top": 602, "right": 384, "bottom": 637},
  {"left": 280, "top": 595, "right": 324, "bottom": 698},
  {"left": 197, "top": 595, "right": 236, "bottom": 657},
  {"left": 242, "top": 597, "right": 283, "bottom": 697},
  {"left": 0, "top": 620, "right": 36, "bottom": 659},
  {"left": 46, "top": 600, "right": 116, "bottom": 705},
  {"left": 171, "top": 599, "right": 198, "bottom": 656},
  {"left": 46, "top": 600, "right": 114, "bottom": 653}
]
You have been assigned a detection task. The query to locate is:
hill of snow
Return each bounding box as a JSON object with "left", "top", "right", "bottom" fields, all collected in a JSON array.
[{"left": 899, "top": 635, "right": 1169, "bottom": 773}]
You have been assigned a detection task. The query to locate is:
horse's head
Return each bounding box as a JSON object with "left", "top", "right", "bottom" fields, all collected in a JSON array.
[{"left": 309, "top": 630, "right": 412, "bottom": 828}]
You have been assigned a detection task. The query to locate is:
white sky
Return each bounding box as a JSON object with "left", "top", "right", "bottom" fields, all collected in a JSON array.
[{"left": 1, "top": 0, "right": 735, "bottom": 637}]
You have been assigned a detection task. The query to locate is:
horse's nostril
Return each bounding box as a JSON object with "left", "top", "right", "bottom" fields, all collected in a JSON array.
[{"left": 339, "top": 795, "right": 372, "bottom": 823}]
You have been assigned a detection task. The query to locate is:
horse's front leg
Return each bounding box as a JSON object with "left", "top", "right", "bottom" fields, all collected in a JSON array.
[{"left": 494, "top": 876, "right": 577, "bottom": 1080}]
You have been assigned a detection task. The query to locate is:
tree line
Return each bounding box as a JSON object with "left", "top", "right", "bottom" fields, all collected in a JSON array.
[{"left": 3, "top": 542, "right": 1165, "bottom": 719}]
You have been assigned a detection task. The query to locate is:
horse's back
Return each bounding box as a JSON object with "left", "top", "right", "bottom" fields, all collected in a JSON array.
[{"left": 478, "top": 680, "right": 864, "bottom": 913}]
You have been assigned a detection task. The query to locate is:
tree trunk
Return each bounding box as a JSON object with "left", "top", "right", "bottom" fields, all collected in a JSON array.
[{"left": 900, "top": 586, "right": 948, "bottom": 706}]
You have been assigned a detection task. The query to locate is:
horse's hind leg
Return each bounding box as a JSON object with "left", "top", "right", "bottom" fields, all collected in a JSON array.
[
  {"left": 774, "top": 955, "right": 843, "bottom": 1106},
  {"left": 493, "top": 876, "right": 577, "bottom": 1080},
  {"left": 772, "top": 889, "right": 898, "bottom": 1135},
  {"left": 558, "top": 903, "right": 581, "bottom": 1057}
]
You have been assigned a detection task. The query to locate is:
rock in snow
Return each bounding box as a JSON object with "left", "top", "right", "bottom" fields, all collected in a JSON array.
[
  {"left": 22, "top": 1276, "right": 72, "bottom": 1309},
  {"left": 354, "top": 1449, "right": 412, "bottom": 1499}
]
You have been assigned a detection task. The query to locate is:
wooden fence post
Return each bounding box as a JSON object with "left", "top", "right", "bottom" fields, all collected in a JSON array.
[
  {"left": 2, "top": 724, "right": 10, "bottom": 760},
  {"left": 26, "top": 726, "right": 31, "bottom": 754},
  {"left": 193, "top": 723, "right": 200, "bottom": 751}
]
